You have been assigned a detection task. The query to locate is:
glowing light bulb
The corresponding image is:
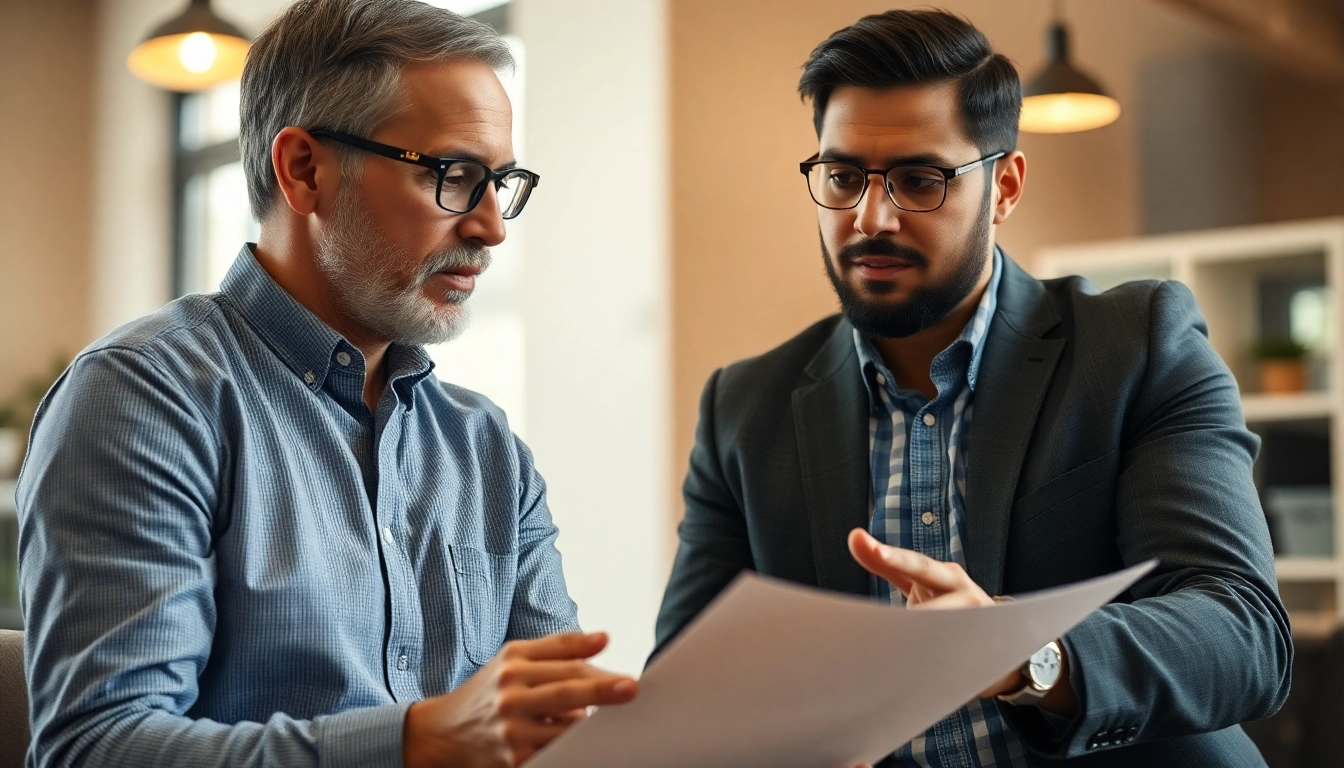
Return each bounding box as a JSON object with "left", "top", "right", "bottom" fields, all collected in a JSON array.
[
  {"left": 1020, "top": 93, "right": 1120, "bottom": 134},
  {"left": 179, "top": 32, "right": 218, "bottom": 74}
]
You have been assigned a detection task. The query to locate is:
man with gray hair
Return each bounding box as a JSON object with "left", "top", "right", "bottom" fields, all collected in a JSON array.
[{"left": 17, "top": 1, "right": 636, "bottom": 766}]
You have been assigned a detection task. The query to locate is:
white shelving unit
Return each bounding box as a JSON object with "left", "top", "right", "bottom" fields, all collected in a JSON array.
[{"left": 1037, "top": 217, "right": 1344, "bottom": 639}]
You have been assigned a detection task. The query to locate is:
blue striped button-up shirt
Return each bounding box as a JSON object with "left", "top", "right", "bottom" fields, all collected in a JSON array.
[
  {"left": 18, "top": 246, "right": 578, "bottom": 768},
  {"left": 857, "top": 251, "right": 1028, "bottom": 767}
]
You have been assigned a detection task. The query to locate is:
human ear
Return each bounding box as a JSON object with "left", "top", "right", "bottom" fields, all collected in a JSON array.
[
  {"left": 271, "top": 127, "right": 339, "bottom": 217},
  {"left": 991, "top": 151, "right": 1026, "bottom": 225}
]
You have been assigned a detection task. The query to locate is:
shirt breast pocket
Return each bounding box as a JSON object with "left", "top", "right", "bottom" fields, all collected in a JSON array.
[{"left": 449, "top": 544, "right": 518, "bottom": 666}]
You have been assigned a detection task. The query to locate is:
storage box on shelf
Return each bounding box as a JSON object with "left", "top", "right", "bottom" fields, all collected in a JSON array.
[{"left": 1036, "top": 217, "right": 1344, "bottom": 639}]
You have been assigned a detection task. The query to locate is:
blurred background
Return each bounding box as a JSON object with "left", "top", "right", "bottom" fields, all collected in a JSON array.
[{"left": 2, "top": 0, "right": 1344, "bottom": 763}]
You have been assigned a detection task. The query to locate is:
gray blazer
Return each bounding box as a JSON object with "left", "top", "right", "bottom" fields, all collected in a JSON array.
[{"left": 654, "top": 254, "right": 1292, "bottom": 766}]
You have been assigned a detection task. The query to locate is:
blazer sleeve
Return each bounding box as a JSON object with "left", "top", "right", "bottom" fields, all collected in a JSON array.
[
  {"left": 1002, "top": 280, "right": 1294, "bottom": 758},
  {"left": 651, "top": 368, "right": 756, "bottom": 661}
]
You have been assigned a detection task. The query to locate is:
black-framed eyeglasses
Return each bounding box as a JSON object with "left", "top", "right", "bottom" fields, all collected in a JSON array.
[
  {"left": 309, "top": 128, "right": 540, "bottom": 219},
  {"left": 799, "top": 151, "right": 1005, "bottom": 213}
]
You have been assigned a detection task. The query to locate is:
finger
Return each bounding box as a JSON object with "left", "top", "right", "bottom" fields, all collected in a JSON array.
[
  {"left": 496, "top": 659, "right": 612, "bottom": 688},
  {"left": 541, "top": 708, "right": 587, "bottom": 727},
  {"left": 910, "top": 591, "right": 989, "bottom": 610},
  {"left": 503, "top": 676, "right": 639, "bottom": 717},
  {"left": 851, "top": 530, "right": 968, "bottom": 593},
  {"left": 503, "top": 718, "right": 569, "bottom": 746},
  {"left": 848, "top": 529, "right": 916, "bottom": 595},
  {"left": 501, "top": 719, "right": 569, "bottom": 766},
  {"left": 498, "top": 632, "right": 609, "bottom": 662}
]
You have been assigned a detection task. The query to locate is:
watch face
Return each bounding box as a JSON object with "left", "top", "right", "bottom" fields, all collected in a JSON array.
[{"left": 1029, "top": 644, "right": 1062, "bottom": 689}]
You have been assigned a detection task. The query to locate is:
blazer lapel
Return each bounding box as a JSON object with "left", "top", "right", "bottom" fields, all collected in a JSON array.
[
  {"left": 793, "top": 320, "right": 872, "bottom": 597},
  {"left": 963, "top": 256, "right": 1065, "bottom": 596}
]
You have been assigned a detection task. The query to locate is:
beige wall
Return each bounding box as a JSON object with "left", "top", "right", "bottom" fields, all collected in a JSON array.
[
  {"left": 667, "top": 0, "right": 1237, "bottom": 518},
  {"left": 0, "top": 0, "right": 95, "bottom": 418},
  {"left": 1260, "top": 68, "right": 1344, "bottom": 224}
]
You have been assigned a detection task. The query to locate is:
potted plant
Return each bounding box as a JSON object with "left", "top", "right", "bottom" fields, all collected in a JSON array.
[
  {"left": 0, "top": 356, "right": 69, "bottom": 481},
  {"left": 1253, "top": 338, "right": 1310, "bottom": 394}
]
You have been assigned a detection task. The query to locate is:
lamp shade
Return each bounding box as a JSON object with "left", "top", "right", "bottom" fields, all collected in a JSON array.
[
  {"left": 127, "top": 0, "right": 250, "bottom": 92},
  {"left": 1020, "top": 23, "right": 1120, "bottom": 134}
]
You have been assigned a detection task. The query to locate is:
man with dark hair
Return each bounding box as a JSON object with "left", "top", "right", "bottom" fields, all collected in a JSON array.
[
  {"left": 19, "top": 1, "right": 636, "bottom": 767},
  {"left": 655, "top": 9, "right": 1290, "bottom": 766}
]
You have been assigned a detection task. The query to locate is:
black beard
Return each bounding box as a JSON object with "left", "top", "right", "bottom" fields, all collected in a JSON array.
[{"left": 822, "top": 192, "right": 993, "bottom": 339}]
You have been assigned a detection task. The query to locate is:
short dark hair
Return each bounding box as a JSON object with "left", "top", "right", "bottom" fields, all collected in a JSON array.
[{"left": 798, "top": 9, "right": 1020, "bottom": 154}]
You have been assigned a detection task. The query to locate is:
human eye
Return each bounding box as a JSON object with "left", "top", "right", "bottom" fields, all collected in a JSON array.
[
  {"left": 894, "top": 168, "right": 945, "bottom": 195},
  {"left": 441, "top": 161, "right": 487, "bottom": 192},
  {"left": 825, "top": 165, "right": 865, "bottom": 189},
  {"left": 441, "top": 169, "right": 470, "bottom": 190}
]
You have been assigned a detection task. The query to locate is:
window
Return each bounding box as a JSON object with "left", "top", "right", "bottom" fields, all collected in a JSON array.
[{"left": 174, "top": 80, "right": 256, "bottom": 296}]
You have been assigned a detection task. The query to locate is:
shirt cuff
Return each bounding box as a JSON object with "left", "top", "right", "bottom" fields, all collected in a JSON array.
[{"left": 317, "top": 702, "right": 412, "bottom": 768}]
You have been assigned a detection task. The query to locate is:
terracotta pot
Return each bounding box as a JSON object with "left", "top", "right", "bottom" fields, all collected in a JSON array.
[{"left": 1260, "top": 359, "right": 1308, "bottom": 394}]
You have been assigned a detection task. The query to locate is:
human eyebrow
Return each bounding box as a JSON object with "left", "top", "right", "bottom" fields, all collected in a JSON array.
[
  {"left": 816, "top": 149, "right": 955, "bottom": 168},
  {"left": 816, "top": 149, "right": 867, "bottom": 165},
  {"left": 427, "top": 147, "right": 519, "bottom": 172}
]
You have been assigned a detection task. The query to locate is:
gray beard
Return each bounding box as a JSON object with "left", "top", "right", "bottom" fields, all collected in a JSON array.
[{"left": 316, "top": 189, "right": 491, "bottom": 346}]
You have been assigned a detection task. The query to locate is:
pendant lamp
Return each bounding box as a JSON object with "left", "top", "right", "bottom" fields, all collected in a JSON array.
[
  {"left": 127, "top": 0, "right": 251, "bottom": 92},
  {"left": 1020, "top": 3, "right": 1120, "bottom": 134}
]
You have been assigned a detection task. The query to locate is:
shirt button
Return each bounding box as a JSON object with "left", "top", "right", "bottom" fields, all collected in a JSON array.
[
  {"left": 923, "top": 413, "right": 936, "bottom": 426},
  {"left": 382, "top": 526, "right": 395, "bottom": 545},
  {"left": 336, "top": 351, "right": 351, "bottom": 366},
  {"left": 922, "top": 511, "right": 936, "bottom": 526},
  {"left": 875, "top": 372, "right": 886, "bottom": 386},
  {"left": 397, "top": 654, "right": 409, "bottom": 671},
  {"left": 303, "top": 370, "right": 315, "bottom": 385}
]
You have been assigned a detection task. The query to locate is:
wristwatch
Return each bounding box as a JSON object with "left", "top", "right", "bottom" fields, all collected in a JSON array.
[{"left": 996, "top": 640, "right": 1063, "bottom": 706}]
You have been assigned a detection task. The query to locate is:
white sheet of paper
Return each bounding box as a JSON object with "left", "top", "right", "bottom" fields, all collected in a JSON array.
[{"left": 529, "top": 561, "right": 1155, "bottom": 768}]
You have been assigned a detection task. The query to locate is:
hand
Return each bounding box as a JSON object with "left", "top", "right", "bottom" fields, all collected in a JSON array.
[
  {"left": 403, "top": 631, "right": 638, "bottom": 768},
  {"left": 847, "top": 529, "right": 1020, "bottom": 698}
]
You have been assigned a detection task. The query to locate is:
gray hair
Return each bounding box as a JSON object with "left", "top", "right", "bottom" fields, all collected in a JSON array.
[{"left": 240, "top": 0, "right": 514, "bottom": 220}]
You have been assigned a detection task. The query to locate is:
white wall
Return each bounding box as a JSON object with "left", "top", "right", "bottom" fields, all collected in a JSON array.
[{"left": 513, "top": 0, "right": 670, "bottom": 675}]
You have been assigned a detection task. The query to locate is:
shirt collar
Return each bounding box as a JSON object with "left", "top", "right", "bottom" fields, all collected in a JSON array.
[
  {"left": 854, "top": 247, "right": 1003, "bottom": 402},
  {"left": 219, "top": 244, "right": 436, "bottom": 406}
]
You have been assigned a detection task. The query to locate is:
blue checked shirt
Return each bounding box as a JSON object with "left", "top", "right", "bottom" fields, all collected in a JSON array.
[
  {"left": 858, "top": 251, "right": 1028, "bottom": 767},
  {"left": 17, "top": 245, "right": 578, "bottom": 768}
]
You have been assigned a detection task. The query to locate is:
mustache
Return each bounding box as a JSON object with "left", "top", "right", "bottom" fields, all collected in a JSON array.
[
  {"left": 837, "top": 238, "right": 928, "bottom": 268},
  {"left": 416, "top": 244, "right": 493, "bottom": 283}
]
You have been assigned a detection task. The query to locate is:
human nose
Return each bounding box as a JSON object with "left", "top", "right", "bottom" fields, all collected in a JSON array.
[
  {"left": 853, "top": 172, "right": 902, "bottom": 239},
  {"left": 456, "top": 182, "right": 508, "bottom": 247}
]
